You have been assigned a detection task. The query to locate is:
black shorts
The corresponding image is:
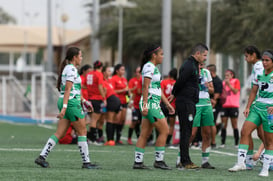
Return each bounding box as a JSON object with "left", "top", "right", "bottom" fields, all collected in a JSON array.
[
  {"left": 220, "top": 107, "right": 239, "bottom": 118},
  {"left": 107, "top": 95, "right": 121, "bottom": 113},
  {"left": 120, "top": 103, "right": 128, "bottom": 110},
  {"left": 160, "top": 102, "right": 176, "bottom": 117},
  {"left": 89, "top": 99, "right": 103, "bottom": 113},
  {"left": 132, "top": 108, "right": 141, "bottom": 122}
]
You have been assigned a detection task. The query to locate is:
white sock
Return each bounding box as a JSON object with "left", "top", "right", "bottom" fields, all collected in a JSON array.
[
  {"left": 202, "top": 152, "right": 210, "bottom": 164},
  {"left": 238, "top": 149, "right": 247, "bottom": 165},
  {"left": 40, "top": 135, "right": 58, "bottom": 159},
  {"left": 246, "top": 154, "right": 253, "bottom": 166},
  {"left": 78, "top": 136, "right": 90, "bottom": 163},
  {"left": 135, "top": 147, "right": 145, "bottom": 163},
  {"left": 262, "top": 154, "right": 273, "bottom": 172},
  {"left": 155, "top": 151, "right": 165, "bottom": 162}
]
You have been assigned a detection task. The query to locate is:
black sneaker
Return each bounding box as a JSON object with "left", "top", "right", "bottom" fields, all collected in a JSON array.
[
  {"left": 211, "top": 144, "right": 217, "bottom": 149},
  {"left": 154, "top": 161, "right": 172, "bottom": 170},
  {"left": 82, "top": 162, "right": 100, "bottom": 169},
  {"left": 35, "top": 156, "right": 49, "bottom": 168},
  {"left": 201, "top": 162, "right": 215, "bottom": 169},
  {"left": 133, "top": 162, "right": 151, "bottom": 169}
]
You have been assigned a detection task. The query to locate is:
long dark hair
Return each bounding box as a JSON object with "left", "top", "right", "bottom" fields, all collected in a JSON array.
[
  {"left": 112, "top": 64, "right": 124, "bottom": 76},
  {"left": 140, "top": 44, "right": 161, "bottom": 71},
  {"left": 56, "top": 47, "right": 81, "bottom": 91},
  {"left": 79, "top": 64, "right": 92, "bottom": 75},
  {"left": 169, "top": 68, "right": 177, "bottom": 80},
  {"left": 244, "top": 45, "right": 261, "bottom": 59}
]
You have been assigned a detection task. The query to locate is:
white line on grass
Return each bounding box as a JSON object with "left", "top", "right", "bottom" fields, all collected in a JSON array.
[{"left": 0, "top": 147, "right": 236, "bottom": 157}]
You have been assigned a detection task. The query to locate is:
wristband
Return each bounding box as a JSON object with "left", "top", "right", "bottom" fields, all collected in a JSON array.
[{"left": 63, "top": 104, "right": 67, "bottom": 108}]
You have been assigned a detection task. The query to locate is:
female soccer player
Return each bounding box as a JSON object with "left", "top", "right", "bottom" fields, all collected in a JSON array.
[
  {"left": 102, "top": 66, "right": 121, "bottom": 146},
  {"left": 127, "top": 66, "right": 142, "bottom": 145},
  {"left": 229, "top": 50, "right": 273, "bottom": 177},
  {"left": 220, "top": 69, "right": 240, "bottom": 147},
  {"left": 111, "top": 64, "right": 128, "bottom": 144},
  {"left": 160, "top": 68, "right": 177, "bottom": 146},
  {"left": 133, "top": 44, "right": 174, "bottom": 170},
  {"left": 85, "top": 60, "right": 106, "bottom": 145},
  {"left": 35, "top": 47, "right": 99, "bottom": 169}
]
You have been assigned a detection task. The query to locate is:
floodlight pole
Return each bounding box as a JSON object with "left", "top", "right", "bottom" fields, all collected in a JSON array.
[
  {"left": 91, "top": 0, "right": 100, "bottom": 64},
  {"left": 162, "top": 0, "right": 172, "bottom": 76},
  {"left": 117, "top": 6, "right": 123, "bottom": 65},
  {"left": 206, "top": 0, "right": 211, "bottom": 65},
  {"left": 46, "top": 0, "right": 53, "bottom": 72}
]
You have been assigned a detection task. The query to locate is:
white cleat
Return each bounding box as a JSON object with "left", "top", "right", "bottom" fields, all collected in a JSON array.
[
  {"left": 259, "top": 169, "right": 269, "bottom": 177},
  {"left": 228, "top": 163, "right": 246, "bottom": 172}
]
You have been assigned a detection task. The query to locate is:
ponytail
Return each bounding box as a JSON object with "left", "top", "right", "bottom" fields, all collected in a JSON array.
[
  {"left": 140, "top": 44, "right": 161, "bottom": 72},
  {"left": 56, "top": 47, "right": 80, "bottom": 91},
  {"left": 56, "top": 59, "right": 68, "bottom": 91}
]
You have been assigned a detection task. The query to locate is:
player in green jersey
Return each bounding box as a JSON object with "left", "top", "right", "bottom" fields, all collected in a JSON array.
[
  {"left": 133, "top": 44, "right": 175, "bottom": 170},
  {"left": 35, "top": 47, "right": 99, "bottom": 169},
  {"left": 229, "top": 50, "right": 273, "bottom": 177}
]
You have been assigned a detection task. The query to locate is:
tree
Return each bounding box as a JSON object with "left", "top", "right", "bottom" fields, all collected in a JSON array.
[
  {"left": 98, "top": 0, "right": 207, "bottom": 76},
  {"left": 0, "top": 7, "right": 16, "bottom": 24}
]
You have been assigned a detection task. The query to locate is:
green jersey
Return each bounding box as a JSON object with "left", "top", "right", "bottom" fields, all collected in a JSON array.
[
  {"left": 59, "top": 64, "right": 81, "bottom": 100},
  {"left": 254, "top": 70, "right": 273, "bottom": 109},
  {"left": 196, "top": 68, "right": 212, "bottom": 107},
  {"left": 141, "top": 61, "right": 161, "bottom": 98}
]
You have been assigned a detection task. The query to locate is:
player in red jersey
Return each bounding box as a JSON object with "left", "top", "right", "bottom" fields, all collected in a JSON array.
[
  {"left": 79, "top": 64, "right": 92, "bottom": 125},
  {"left": 102, "top": 66, "right": 121, "bottom": 146},
  {"left": 111, "top": 64, "right": 129, "bottom": 144},
  {"left": 160, "top": 68, "right": 177, "bottom": 145},
  {"left": 127, "top": 66, "right": 142, "bottom": 145},
  {"left": 84, "top": 60, "right": 106, "bottom": 145}
]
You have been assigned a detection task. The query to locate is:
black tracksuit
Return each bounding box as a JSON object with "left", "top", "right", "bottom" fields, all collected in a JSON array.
[{"left": 172, "top": 55, "right": 199, "bottom": 166}]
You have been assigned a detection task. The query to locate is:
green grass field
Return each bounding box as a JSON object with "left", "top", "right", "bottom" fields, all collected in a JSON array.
[{"left": 0, "top": 121, "right": 271, "bottom": 181}]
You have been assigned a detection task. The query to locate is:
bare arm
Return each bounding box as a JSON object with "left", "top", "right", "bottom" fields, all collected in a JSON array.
[
  {"left": 243, "top": 85, "right": 258, "bottom": 118},
  {"left": 141, "top": 77, "right": 151, "bottom": 116}
]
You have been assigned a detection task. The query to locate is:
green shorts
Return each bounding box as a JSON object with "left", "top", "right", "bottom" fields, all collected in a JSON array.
[
  {"left": 245, "top": 106, "right": 263, "bottom": 127},
  {"left": 246, "top": 105, "right": 273, "bottom": 133},
  {"left": 193, "top": 105, "right": 215, "bottom": 127},
  {"left": 139, "top": 95, "right": 165, "bottom": 124},
  {"left": 57, "top": 98, "right": 85, "bottom": 122}
]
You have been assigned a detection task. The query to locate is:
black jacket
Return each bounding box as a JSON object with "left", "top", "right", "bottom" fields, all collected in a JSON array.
[{"left": 172, "top": 56, "right": 199, "bottom": 104}]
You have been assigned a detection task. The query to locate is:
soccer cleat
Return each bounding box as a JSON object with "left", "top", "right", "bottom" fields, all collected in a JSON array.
[
  {"left": 35, "top": 156, "right": 49, "bottom": 168},
  {"left": 104, "top": 140, "right": 115, "bottom": 146},
  {"left": 153, "top": 161, "right": 172, "bottom": 170},
  {"left": 127, "top": 138, "right": 133, "bottom": 145},
  {"left": 96, "top": 136, "right": 105, "bottom": 144},
  {"left": 219, "top": 144, "right": 225, "bottom": 148},
  {"left": 89, "top": 141, "right": 103, "bottom": 146},
  {"left": 184, "top": 163, "right": 200, "bottom": 169},
  {"left": 259, "top": 169, "right": 269, "bottom": 177},
  {"left": 133, "top": 162, "right": 151, "bottom": 169},
  {"left": 116, "top": 140, "right": 124, "bottom": 145},
  {"left": 82, "top": 162, "right": 100, "bottom": 169},
  {"left": 246, "top": 163, "right": 253, "bottom": 170},
  {"left": 201, "top": 162, "right": 215, "bottom": 169},
  {"left": 211, "top": 144, "right": 217, "bottom": 149},
  {"left": 228, "top": 163, "right": 246, "bottom": 172}
]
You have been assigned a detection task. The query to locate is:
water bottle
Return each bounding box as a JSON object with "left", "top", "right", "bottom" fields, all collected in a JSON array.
[
  {"left": 267, "top": 113, "right": 273, "bottom": 125},
  {"left": 101, "top": 103, "right": 107, "bottom": 113}
]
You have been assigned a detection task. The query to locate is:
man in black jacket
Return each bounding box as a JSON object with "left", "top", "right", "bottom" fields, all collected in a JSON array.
[{"left": 172, "top": 43, "right": 208, "bottom": 169}]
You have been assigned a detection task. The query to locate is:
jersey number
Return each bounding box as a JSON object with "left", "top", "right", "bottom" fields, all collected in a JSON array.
[
  {"left": 165, "top": 84, "right": 173, "bottom": 95},
  {"left": 87, "top": 74, "right": 93, "bottom": 85}
]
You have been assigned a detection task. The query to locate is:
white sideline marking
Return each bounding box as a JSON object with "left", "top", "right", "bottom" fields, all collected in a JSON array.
[{"left": 0, "top": 147, "right": 236, "bottom": 157}]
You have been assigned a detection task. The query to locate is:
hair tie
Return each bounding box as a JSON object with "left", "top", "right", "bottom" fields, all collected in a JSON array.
[
  {"left": 263, "top": 51, "right": 273, "bottom": 60},
  {"left": 148, "top": 46, "right": 160, "bottom": 55}
]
